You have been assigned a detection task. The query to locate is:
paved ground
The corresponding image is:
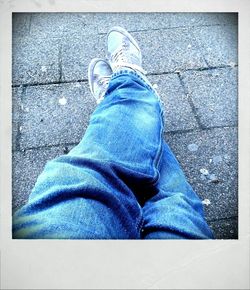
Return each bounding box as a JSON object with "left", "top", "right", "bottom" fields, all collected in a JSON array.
[{"left": 12, "top": 12, "right": 238, "bottom": 239}]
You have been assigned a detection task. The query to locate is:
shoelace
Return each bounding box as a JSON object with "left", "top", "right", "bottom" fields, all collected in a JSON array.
[
  {"left": 110, "top": 41, "right": 147, "bottom": 75},
  {"left": 98, "top": 76, "right": 110, "bottom": 87},
  {"left": 111, "top": 40, "right": 128, "bottom": 63},
  {"left": 96, "top": 75, "right": 111, "bottom": 104}
]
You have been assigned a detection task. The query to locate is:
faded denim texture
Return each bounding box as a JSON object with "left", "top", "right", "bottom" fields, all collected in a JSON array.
[{"left": 13, "top": 70, "right": 214, "bottom": 239}]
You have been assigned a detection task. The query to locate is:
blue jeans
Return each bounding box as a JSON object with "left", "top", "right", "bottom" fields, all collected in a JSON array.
[{"left": 13, "top": 70, "right": 214, "bottom": 239}]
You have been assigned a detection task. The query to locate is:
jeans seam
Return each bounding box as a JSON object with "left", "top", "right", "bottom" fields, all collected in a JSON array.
[
  {"left": 110, "top": 70, "right": 164, "bottom": 185},
  {"left": 146, "top": 103, "right": 164, "bottom": 186}
]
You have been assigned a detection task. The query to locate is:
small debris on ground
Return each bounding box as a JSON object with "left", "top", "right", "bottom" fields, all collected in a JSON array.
[
  {"left": 188, "top": 143, "right": 199, "bottom": 152},
  {"left": 208, "top": 174, "right": 220, "bottom": 184},
  {"left": 41, "top": 66, "right": 47, "bottom": 72},
  {"left": 202, "top": 199, "right": 211, "bottom": 206},
  {"left": 59, "top": 96, "right": 67, "bottom": 105},
  {"left": 200, "top": 168, "right": 209, "bottom": 175}
]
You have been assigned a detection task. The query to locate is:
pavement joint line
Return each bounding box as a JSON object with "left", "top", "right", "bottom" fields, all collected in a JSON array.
[
  {"left": 207, "top": 216, "right": 238, "bottom": 223},
  {"left": 12, "top": 23, "right": 238, "bottom": 42},
  {"left": 13, "top": 125, "right": 238, "bottom": 153},
  {"left": 11, "top": 23, "right": 222, "bottom": 41},
  {"left": 15, "top": 120, "right": 21, "bottom": 152},
  {"left": 58, "top": 43, "right": 63, "bottom": 82},
  {"left": 12, "top": 79, "right": 89, "bottom": 88},
  {"left": 148, "top": 64, "right": 238, "bottom": 77},
  {"left": 189, "top": 29, "right": 210, "bottom": 68},
  {"left": 11, "top": 64, "right": 238, "bottom": 88},
  {"left": 164, "top": 125, "right": 237, "bottom": 136},
  {"left": 14, "top": 142, "right": 79, "bottom": 153},
  {"left": 177, "top": 72, "right": 204, "bottom": 130},
  {"left": 97, "top": 23, "right": 233, "bottom": 35},
  {"left": 184, "top": 64, "right": 238, "bottom": 72}
]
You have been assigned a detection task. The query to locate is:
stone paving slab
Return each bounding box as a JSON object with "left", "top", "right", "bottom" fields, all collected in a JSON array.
[
  {"left": 148, "top": 74, "right": 198, "bottom": 132},
  {"left": 12, "top": 36, "right": 60, "bottom": 86},
  {"left": 181, "top": 67, "right": 238, "bottom": 128},
  {"left": 61, "top": 34, "right": 104, "bottom": 82},
  {"left": 12, "top": 13, "right": 31, "bottom": 38},
  {"left": 192, "top": 25, "right": 238, "bottom": 67},
  {"left": 19, "top": 82, "right": 95, "bottom": 150},
  {"left": 12, "top": 145, "right": 74, "bottom": 211},
  {"left": 208, "top": 217, "right": 238, "bottom": 239},
  {"left": 164, "top": 127, "right": 238, "bottom": 221},
  {"left": 92, "top": 13, "right": 171, "bottom": 33},
  {"left": 93, "top": 13, "right": 237, "bottom": 33},
  {"left": 169, "top": 12, "right": 237, "bottom": 28},
  {"left": 30, "top": 13, "right": 97, "bottom": 38},
  {"left": 30, "top": 12, "right": 172, "bottom": 37},
  {"left": 28, "top": 12, "right": 237, "bottom": 37},
  {"left": 134, "top": 28, "right": 208, "bottom": 74}
]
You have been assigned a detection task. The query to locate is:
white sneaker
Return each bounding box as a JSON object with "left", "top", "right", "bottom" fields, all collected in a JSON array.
[
  {"left": 88, "top": 58, "right": 113, "bottom": 104},
  {"left": 107, "top": 26, "right": 146, "bottom": 75}
]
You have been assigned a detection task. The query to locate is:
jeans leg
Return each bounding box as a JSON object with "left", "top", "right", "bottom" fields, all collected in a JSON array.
[
  {"left": 142, "top": 142, "right": 214, "bottom": 239},
  {"left": 13, "top": 70, "right": 164, "bottom": 239}
]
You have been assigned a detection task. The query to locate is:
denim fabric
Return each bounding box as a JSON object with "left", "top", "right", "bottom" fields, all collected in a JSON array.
[{"left": 13, "top": 70, "right": 214, "bottom": 239}]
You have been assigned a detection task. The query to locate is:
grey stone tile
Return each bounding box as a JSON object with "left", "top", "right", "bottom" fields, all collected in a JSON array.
[
  {"left": 164, "top": 127, "right": 238, "bottom": 221},
  {"left": 148, "top": 74, "right": 198, "bottom": 132},
  {"left": 193, "top": 25, "right": 238, "bottom": 67},
  {"left": 61, "top": 34, "right": 104, "bottom": 82},
  {"left": 181, "top": 67, "right": 238, "bottom": 128},
  {"left": 12, "top": 145, "right": 75, "bottom": 212},
  {"left": 12, "top": 13, "right": 31, "bottom": 38},
  {"left": 134, "top": 28, "right": 208, "bottom": 74},
  {"left": 208, "top": 217, "right": 238, "bottom": 239},
  {"left": 30, "top": 13, "right": 98, "bottom": 38},
  {"left": 19, "top": 82, "right": 96, "bottom": 150},
  {"left": 12, "top": 36, "right": 60, "bottom": 85},
  {"left": 93, "top": 12, "right": 171, "bottom": 33},
  {"left": 170, "top": 12, "right": 238, "bottom": 28}
]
